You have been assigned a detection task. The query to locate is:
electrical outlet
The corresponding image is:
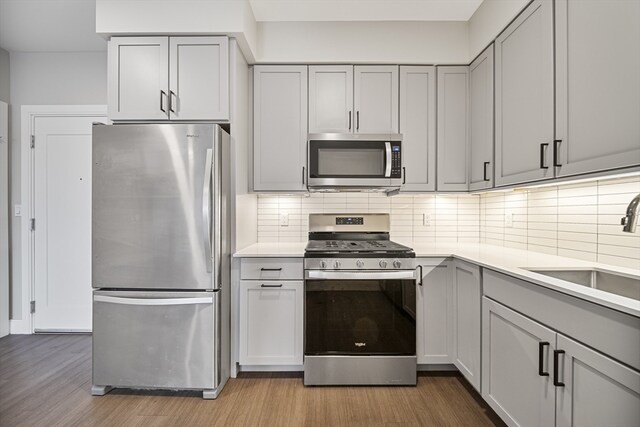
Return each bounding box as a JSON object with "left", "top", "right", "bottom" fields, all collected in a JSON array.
[
  {"left": 279, "top": 213, "right": 289, "bottom": 226},
  {"left": 423, "top": 213, "right": 432, "bottom": 226},
  {"left": 505, "top": 212, "right": 513, "bottom": 228},
  {"left": 14, "top": 205, "right": 22, "bottom": 217}
]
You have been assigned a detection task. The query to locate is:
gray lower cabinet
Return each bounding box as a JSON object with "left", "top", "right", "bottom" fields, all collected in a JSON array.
[
  {"left": 469, "top": 44, "right": 494, "bottom": 191},
  {"left": 399, "top": 66, "right": 436, "bottom": 192},
  {"left": 437, "top": 66, "right": 469, "bottom": 191},
  {"left": 495, "top": 0, "right": 554, "bottom": 187},
  {"left": 554, "top": 0, "right": 640, "bottom": 177},
  {"left": 416, "top": 259, "right": 453, "bottom": 364},
  {"left": 452, "top": 260, "right": 481, "bottom": 391},
  {"left": 253, "top": 65, "right": 308, "bottom": 191}
]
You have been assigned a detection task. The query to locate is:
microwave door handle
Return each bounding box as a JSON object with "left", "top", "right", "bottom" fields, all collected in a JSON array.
[{"left": 385, "top": 142, "right": 392, "bottom": 178}]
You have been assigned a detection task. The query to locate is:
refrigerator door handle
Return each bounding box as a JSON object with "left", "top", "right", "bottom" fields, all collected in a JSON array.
[
  {"left": 203, "top": 148, "right": 213, "bottom": 273},
  {"left": 94, "top": 295, "right": 214, "bottom": 306}
]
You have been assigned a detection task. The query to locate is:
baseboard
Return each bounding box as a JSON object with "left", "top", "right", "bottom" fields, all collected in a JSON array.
[{"left": 10, "top": 319, "right": 31, "bottom": 334}]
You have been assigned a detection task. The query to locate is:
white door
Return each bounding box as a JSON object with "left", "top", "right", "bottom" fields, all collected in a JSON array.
[
  {"left": 33, "top": 115, "right": 105, "bottom": 331},
  {"left": 354, "top": 65, "right": 399, "bottom": 133},
  {"left": 169, "top": 36, "right": 229, "bottom": 121},
  {"left": 482, "top": 297, "right": 556, "bottom": 427},
  {"left": 556, "top": 334, "right": 640, "bottom": 427},
  {"left": 0, "top": 101, "right": 8, "bottom": 338},
  {"left": 495, "top": 0, "right": 554, "bottom": 187},
  {"left": 555, "top": 0, "right": 640, "bottom": 177},
  {"left": 469, "top": 45, "right": 494, "bottom": 191},
  {"left": 308, "top": 65, "right": 354, "bottom": 134},
  {"left": 399, "top": 66, "right": 436, "bottom": 192},
  {"left": 437, "top": 66, "right": 469, "bottom": 192}
]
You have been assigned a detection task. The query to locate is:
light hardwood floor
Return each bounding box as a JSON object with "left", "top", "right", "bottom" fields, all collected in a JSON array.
[{"left": 0, "top": 335, "right": 503, "bottom": 427}]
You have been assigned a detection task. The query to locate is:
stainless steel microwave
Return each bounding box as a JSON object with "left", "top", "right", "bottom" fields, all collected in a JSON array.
[{"left": 307, "top": 133, "right": 403, "bottom": 192}]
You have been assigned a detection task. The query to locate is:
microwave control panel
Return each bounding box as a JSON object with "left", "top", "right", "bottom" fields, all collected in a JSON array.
[{"left": 391, "top": 143, "right": 401, "bottom": 178}]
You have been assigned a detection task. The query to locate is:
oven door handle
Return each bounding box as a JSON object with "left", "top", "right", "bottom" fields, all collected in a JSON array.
[
  {"left": 384, "top": 142, "right": 392, "bottom": 178},
  {"left": 305, "top": 270, "right": 417, "bottom": 280}
]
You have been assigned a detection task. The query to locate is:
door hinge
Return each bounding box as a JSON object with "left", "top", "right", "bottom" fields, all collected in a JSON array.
[
  {"left": 30, "top": 301, "right": 35, "bottom": 314},
  {"left": 30, "top": 218, "right": 36, "bottom": 231},
  {"left": 30, "top": 135, "right": 35, "bottom": 149}
]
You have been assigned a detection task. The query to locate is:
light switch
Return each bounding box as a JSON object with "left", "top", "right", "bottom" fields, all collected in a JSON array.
[
  {"left": 14, "top": 205, "right": 22, "bottom": 217},
  {"left": 280, "top": 213, "right": 289, "bottom": 226},
  {"left": 423, "top": 213, "right": 432, "bottom": 226}
]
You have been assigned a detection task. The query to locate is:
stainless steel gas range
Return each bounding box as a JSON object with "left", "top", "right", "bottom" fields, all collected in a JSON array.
[{"left": 303, "top": 213, "right": 417, "bottom": 386}]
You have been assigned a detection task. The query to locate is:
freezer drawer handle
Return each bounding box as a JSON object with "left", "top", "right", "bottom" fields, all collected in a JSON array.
[{"left": 94, "top": 295, "right": 214, "bottom": 306}]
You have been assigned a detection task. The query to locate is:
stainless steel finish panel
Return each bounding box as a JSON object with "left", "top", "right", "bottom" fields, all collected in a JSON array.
[
  {"left": 92, "top": 290, "right": 218, "bottom": 390},
  {"left": 304, "top": 355, "right": 417, "bottom": 385},
  {"left": 92, "top": 123, "right": 225, "bottom": 290},
  {"left": 304, "top": 258, "right": 415, "bottom": 270},
  {"left": 308, "top": 213, "right": 390, "bottom": 233},
  {"left": 527, "top": 268, "right": 640, "bottom": 301},
  {"left": 305, "top": 270, "right": 417, "bottom": 281},
  {"left": 308, "top": 133, "right": 403, "bottom": 142}
]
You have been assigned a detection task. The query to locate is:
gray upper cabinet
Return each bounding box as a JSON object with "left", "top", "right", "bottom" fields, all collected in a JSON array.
[
  {"left": 354, "top": 66, "right": 399, "bottom": 133},
  {"left": 253, "top": 65, "right": 308, "bottom": 192},
  {"left": 308, "top": 65, "right": 353, "bottom": 134},
  {"left": 495, "top": 0, "right": 554, "bottom": 187},
  {"left": 437, "top": 66, "right": 469, "bottom": 192},
  {"left": 309, "top": 65, "right": 398, "bottom": 134},
  {"left": 399, "top": 66, "right": 436, "bottom": 192},
  {"left": 555, "top": 0, "right": 640, "bottom": 177},
  {"left": 469, "top": 45, "right": 494, "bottom": 191},
  {"left": 108, "top": 36, "right": 229, "bottom": 121}
]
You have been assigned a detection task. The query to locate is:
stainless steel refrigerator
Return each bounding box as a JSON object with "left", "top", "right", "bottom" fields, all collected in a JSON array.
[{"left": 91, "top": 123, "right": 230, "bottom": 399}]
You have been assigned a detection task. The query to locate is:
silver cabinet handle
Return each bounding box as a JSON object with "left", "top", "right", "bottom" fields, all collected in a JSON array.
[
  {"left": 94, "top": 295, "right": 213, "bottom": 306},
  {"left": 305, "top": 270, "right": 417, "bottom": 280},
  {"left": 203, "top": 149, "right": 213, "bottom": 273},
  {"left": 169, "top": 90, "right": 177, "bottom": 113},
  {"left": 160, "top": 90, "right": 167, "bottom": 113},
  {"left": 385, "top": 142, "right": 392, "bottom": 178},
  {"left": 540, "top": 143, "right": 549, "bottom": 169}
]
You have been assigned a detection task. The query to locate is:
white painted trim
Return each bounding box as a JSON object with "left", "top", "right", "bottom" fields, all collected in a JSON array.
[{"left": 14, "top": 105, "right": 107, "bottom": 335}]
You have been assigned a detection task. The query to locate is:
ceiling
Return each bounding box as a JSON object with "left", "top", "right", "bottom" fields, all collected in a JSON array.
[{"left": 0, "top": 0, "right": 484, "bottom": 53}]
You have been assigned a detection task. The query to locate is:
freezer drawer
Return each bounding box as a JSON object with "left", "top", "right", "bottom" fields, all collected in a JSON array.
[{"left": 92, "top": 290, "right": 218, "bottom": 391}]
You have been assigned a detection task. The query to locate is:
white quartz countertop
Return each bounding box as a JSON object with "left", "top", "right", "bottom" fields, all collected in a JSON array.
[{"left": 234, "top": 242, "right": 640, "bottom": 317}]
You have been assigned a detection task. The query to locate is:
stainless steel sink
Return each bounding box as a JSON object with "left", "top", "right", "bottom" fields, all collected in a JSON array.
[{"left": 525, "top": 268, "right": 640, "bottom": 301}]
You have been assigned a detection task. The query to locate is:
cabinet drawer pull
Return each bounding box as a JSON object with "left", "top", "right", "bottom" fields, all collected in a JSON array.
[
  {"left": 416, "top": 265, "right": 423, "bottom": 286},
  {"left": 553, "top": 349, "right": 566, "bottom": 387},
  {"left": 160, "top": 90, "right": 167, "bottom": 113},
  {"left": 538, "top": 341, "right": 550, "bottom": 376},
  {"left": 356, "top": 111, "right": 360, "bottom": 131},
  {"left": 483, "top": 162, "right": 490, "bottom": 182},
  {"left": 402, "top": 167, "right": 406, "bottom": 185},
  {"left": 302, "top": 166, "right": 306, "bottom": 185},
  {"left": 540, "top": 143, "right": 549, "bottom": 169},
  {"left": 261, "top": 268, "right": 283, "bottom": 271},
  {"left": 553, "top": 139, "right": 562, "bottom": 167},
  {"left": 348, "top": 111, "right": 352, "bottom": 130},
  {"left": 261, "top": 284, "right": 283, "bottom": 288},
  {"left": 169, "top": 91, "right": 176, "bottom": 113}
]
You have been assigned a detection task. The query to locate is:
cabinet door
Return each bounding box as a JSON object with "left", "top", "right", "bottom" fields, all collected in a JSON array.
[
  {"left": 399, "top": 66, "right": 436, "bottom": 192},
  {"left": 239, "top": 281, "right": 303, "bottom": 365},
  {"left": 437, "top": 66, "right": 469, "bottom": 192},
  {"left": 555, "top": 0, "right": 640, "bottom": 177},
  {"left": 452, "top": 260, "right": 481, "bottom": 390},
  {"left": 108, "top": 37, "right": 169, "bottom": 120},
  {"left": 556, "top": 334, "right": 640, "bottom": 427},
  {"left": 482, "top": 297, "right": 556, "bottom": 427},
  {"left": 308, "top": 65, "right": 353, "bottom": 134},
  {"left": 354, "top": 66, "right": 399, "bottom": 133},
  {"left": 495, "top": 0, "right": 554, "bottom": 187},
  {"left": 253, "top": 66, "right": 308, "bottom": 192},
  {"left": 469, "top": 45, "right": 494, "bottom": 191},
  {"left": 416, "top": 260, "right": 452, "bottom": 364},
  {"left": 169, "top": 36, "right": 229, "bottom": 121}
]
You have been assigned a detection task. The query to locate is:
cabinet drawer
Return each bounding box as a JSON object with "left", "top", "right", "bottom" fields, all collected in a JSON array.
[{"left": 240, "top": 258, "right": 303, "bottom": 280}]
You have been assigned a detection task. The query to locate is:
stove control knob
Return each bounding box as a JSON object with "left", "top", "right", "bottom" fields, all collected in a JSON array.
[
  {"left": 379, "top": 260, "right": 388, "bottom": 268},
  {"left": 319, "top": 260, "right": 328, "bottom": 269},
  {"left": 393, "top": 260, "right": 402, "bottom": 269},
  {"left": 333, "top": 260, "right": 342, "bottom": 269},
  {"left": 356, "top": 260, "right": 364, "bottom": 268}
]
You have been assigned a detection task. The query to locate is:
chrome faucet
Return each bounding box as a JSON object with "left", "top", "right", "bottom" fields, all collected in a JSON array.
[{"left": 621, "top": 193, "right": 640, "bottom": 233}]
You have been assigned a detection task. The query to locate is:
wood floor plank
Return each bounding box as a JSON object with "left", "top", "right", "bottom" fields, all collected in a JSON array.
[{"left": 0, "top": 335, "right": 504, "bottom": 427}]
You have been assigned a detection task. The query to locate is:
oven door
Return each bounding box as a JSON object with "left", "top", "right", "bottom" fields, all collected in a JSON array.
[
  {"left": 307, "top": 135, "right": 402, "bottom": 188},
  {"left": 304, "top": 270, "right": 416, "bottom": 356}
]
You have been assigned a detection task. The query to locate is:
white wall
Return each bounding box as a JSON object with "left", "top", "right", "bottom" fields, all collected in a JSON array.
[
  {"left": 257, "top": 21, "right": 469, "bottom": 64},
  {"left": 0, "top": 48, "right": 9, "bottom": 102},
  {"left": 9, "top": 51, "right": 107, "bottom": 320},
  {"left": 467, "top": 0, "right": 530, "bottom": 60},
  {"left": 230, "top": 39, "right": 257, "bottom": 252}
]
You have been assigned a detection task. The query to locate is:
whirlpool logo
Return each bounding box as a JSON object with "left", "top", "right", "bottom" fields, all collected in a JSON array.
[
  {"left": 186, "top": 134, "right": 200, "bottom": 138},
  {"left": 354, "top": 342, "right": 366, "bottom": 347}
]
